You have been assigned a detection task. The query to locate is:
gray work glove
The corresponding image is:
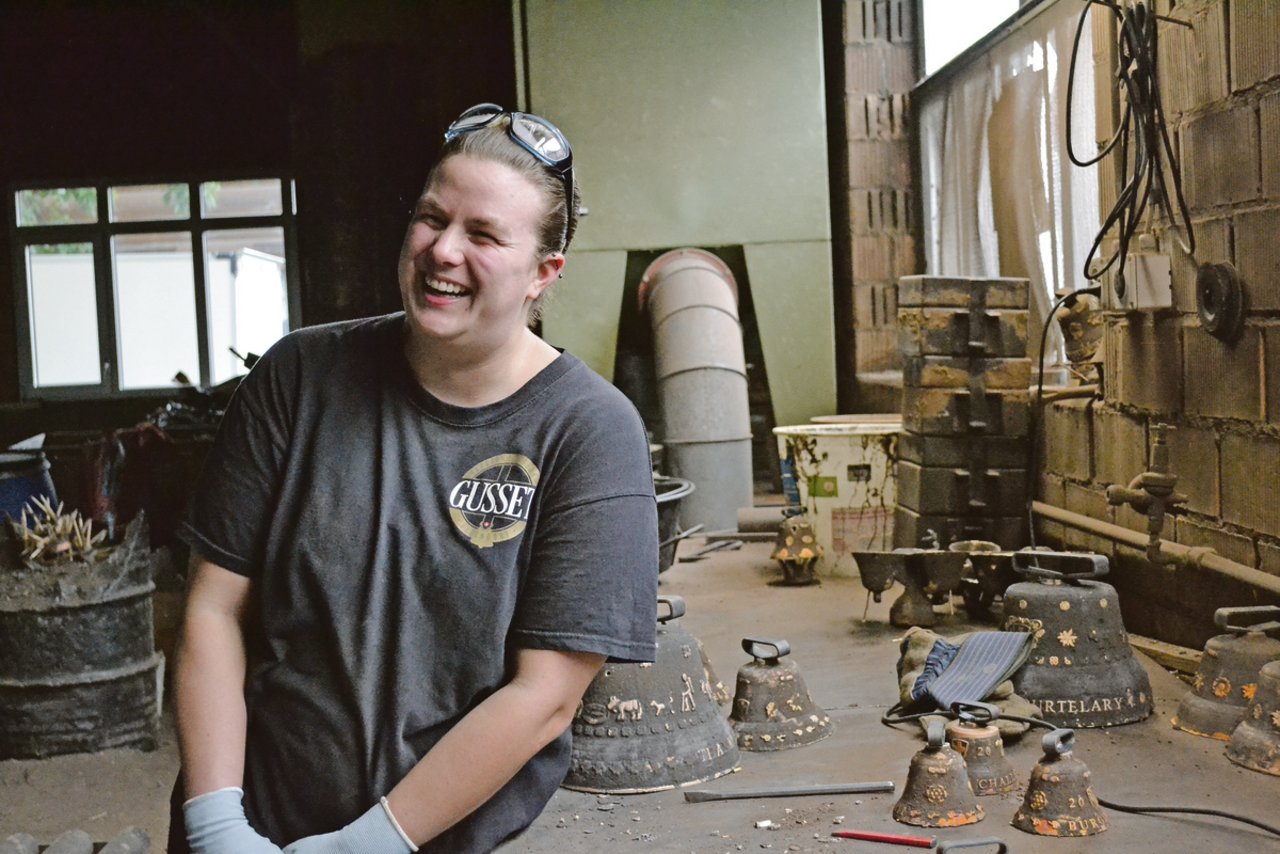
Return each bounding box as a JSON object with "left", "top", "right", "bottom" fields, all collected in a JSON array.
[
  {"left": 184, "top": 786, "right": 284, "bottom": 854},
  {"left": 283, "top": 799, "right": 416, "bottom": 854}
]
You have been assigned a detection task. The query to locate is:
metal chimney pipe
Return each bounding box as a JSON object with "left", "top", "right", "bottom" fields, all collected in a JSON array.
[{"left": 639, "top": 249, "right": 754, "bottom": 532}]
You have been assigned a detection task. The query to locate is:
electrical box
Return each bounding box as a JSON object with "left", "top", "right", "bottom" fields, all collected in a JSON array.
[{"left": 1111, "top": 249, "right": 1172, "bottom": 311}]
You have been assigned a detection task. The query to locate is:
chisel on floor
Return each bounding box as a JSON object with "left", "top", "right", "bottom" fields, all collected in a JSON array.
[{"left": 683, "top": 781, "right": 895, "bottom": 803}]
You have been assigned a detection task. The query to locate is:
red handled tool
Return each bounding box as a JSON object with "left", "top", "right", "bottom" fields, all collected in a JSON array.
[{"left": 831, "top": 829, "right": 936, "bottom": 848}]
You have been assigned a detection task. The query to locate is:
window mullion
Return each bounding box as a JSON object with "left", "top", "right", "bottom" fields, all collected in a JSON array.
[
  {"left": 191, "top": 182, "right": 212, "bottom": 387},
  {"left": 95, "top": 187, "right": 120, "bottom": 394}
]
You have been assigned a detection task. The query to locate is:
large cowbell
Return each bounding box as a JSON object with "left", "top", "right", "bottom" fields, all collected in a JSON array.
[
  {"left": 1226, "top": 658, "right": 1280, "bottom": 776},
  {"left": 1001, "top": 550, "right": 1152, "bottom": 727},
  {"left": 564, "top": 596, "right": 739, "bottom": 793},
  {"left": 729, "top": 638, "right": 833, "bottom": 751},
  {"left": 1173, "top": 606, "right": 1280, "bottom": 741}
]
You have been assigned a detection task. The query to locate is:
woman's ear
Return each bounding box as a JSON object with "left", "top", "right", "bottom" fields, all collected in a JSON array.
[{"left": 529, "top": 252, "right": 565, "bottom": 299}]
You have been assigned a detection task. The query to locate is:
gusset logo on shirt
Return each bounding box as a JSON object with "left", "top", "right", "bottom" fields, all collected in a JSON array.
[{"left": 448, "top": 454, "right": 541, "bottom": 548}]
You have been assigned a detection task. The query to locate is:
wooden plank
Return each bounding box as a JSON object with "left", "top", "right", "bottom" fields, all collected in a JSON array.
[{"left": 1130, "top": 633, "right": 1202, "bottom": 675}]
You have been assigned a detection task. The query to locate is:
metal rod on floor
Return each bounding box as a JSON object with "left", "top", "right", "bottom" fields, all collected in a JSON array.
[
  {"left": 683, "top": 781, "right": 895, "bottom": 803},
  {"left": 1030, "top": 500, "right": 1280, "bottom": 597}
]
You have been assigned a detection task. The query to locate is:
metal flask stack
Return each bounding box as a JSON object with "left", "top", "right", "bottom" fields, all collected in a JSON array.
[
  {"left": 1001, "top": 550, "right": 1152, "bottom": 727},
  {"left": 563, "top": 596, "right": 739, "bottom": 793},
  {"left": 1172, "top": 606, "right": 1280, "bottom": 741},
  {"left": 894, "top": 275, "right": 1032, "bottom": 550}
]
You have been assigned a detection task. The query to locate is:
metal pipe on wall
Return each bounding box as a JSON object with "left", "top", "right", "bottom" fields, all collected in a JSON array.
[
  {"left": 1031, "top": 500, "right": 1280, "bottom": 598},
  {"left": 641, "top": 249, "right": 754, "bottom": 532}
]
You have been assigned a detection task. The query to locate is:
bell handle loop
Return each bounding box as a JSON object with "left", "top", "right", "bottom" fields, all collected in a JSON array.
[
  {"left": 1042, "top": 727, "right": 1076, "bottom": 758},
  {"left": 950, "top": 700, "right": 1000, "bottom": 725},
  {"left": 1012, "top": 549, "right": 1109, "bottom": 582},
  {"left": 1214, "top": 605, "right": 1280, "bottom": 635},
  {"left": 925, "top": 719, "right": 946, "bottom": 749},
  {"left": 656, "top": 595, "right": 687, "bottom": 623},
  {"left": 741, "top": 637, "right": 791, "bottom": 661},
  {"left": 936, "top": 839, "right": 1009, "bottom": 854}
]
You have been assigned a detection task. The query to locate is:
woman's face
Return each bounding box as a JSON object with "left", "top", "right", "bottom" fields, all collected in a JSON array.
[{"left": 398, "top": 154, "right": 561, "bottom": 355}]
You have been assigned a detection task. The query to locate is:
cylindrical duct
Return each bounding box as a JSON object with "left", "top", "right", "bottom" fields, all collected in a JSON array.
[{"left": 640, "top": 249, "right": 753, "bottom": 532}]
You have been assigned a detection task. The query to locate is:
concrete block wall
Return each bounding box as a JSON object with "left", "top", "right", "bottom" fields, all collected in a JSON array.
[
  {"left": 1036, "top": 0, "right": 1280, "bottom": 647},
  {"left": 843, "top": 0, "right": 920, "bottom": 376}
]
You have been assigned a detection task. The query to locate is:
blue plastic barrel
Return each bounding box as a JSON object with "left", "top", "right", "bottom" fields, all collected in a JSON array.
[{"left": 0, "top": 451, "right": 58, "bottom": 523}]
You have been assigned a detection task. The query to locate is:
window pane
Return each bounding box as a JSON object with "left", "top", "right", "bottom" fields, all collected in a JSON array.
[
  {"left": 200, "top": 179, "right": 283, "bottom": 219},
  {"left": 110, "top": 183, "right": 190, "bottom": 222},
  {"left": 204, "top": 228, "right": 289, "bottom": 384},
  {"left": 26, "top": 243, "right": 101, "bottom": 386},
  {"left": 922, "top": 0, "right": 1019, "bottom": 76},
  {"left": 113, "top": 232, "right": 200, "bottom": 390},
  {"left": 16, "top": 187, "right": 98, "bottom": 226}
]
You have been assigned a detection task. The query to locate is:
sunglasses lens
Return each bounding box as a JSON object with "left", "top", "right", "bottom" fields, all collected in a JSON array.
[
  {"left": 511, "top": 115, "right": 570, "bottom": 167},
  {"left": 445, "top": 103, "right": 503, "bottom": 139}
]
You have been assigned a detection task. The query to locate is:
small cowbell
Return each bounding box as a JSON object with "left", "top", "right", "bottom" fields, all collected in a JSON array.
[
  {"left": 770, "top": 514, "right": 823, "bottom": 586},
  {"left": 893, "top": 720, "right": 984, "bottom": 828},
  {"left": 729, "top": 638, "right": 833, "bottom": 751},
  {"left": 1226, "top": 658, "right": 1280, "bottom": 776},
  {"left": 1011, "top": 728, "right": 1108, "bottom": 837},
  {"left": 1173, "top": 606, "right": 1280, "bottom": 741},
  {"left": 945, "top": 702, "right": 1018, "bottom": 796}
]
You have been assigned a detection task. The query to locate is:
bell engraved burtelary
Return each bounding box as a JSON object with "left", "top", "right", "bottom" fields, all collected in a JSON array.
[
  {"left": 563, "top": 596, "right": 739, "bottom": 793},
  {"left": 944, "top": 703, "right": 1017, "bottom": 796},
  {"left": 1011, "top": 728, "right": 1108, "bottom": 837},
  {"left": 728, "top": 638, "right": 833, "bottom": 751},
  {"left": 1173, "top": 606, "right": 1280, "bottom": 741},
  {"left": 893, "top": 720, "right": 984, "bottom": 828},
  {"left": 1001, "top": 550, "right": 1152, "bottom": 727},
  {"left": 1225, "top": 658, "right": 1280, "bottom": 776}
]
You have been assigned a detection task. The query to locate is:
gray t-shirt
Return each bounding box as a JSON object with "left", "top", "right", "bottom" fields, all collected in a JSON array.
[{"left": 179, "top": 313, "right": 659, "bottom": 851}]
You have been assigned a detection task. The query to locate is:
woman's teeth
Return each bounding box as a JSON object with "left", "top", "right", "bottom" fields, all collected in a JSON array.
[{"left": 426, "top": 279, "right": 468, "bottom": 297}]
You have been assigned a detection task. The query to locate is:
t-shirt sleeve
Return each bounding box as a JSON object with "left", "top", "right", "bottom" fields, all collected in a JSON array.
[
  {"left": 177, "top": 338, "right": 297, "bottom": 577},
  {"left": 508, "top": 393, "right": 659, "bottom": 664}
]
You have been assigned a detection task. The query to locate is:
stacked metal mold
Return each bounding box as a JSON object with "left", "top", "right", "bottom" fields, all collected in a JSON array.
[{"left": 894, "top": 276, "right": 1031, "bottom": 549}]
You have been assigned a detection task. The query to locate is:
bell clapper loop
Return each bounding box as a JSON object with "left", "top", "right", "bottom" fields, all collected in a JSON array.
[
  {"left": 951, "top": 700, "right": 1000, "bottom": 727},
  {"left": 1214, "top": 605, "right": 1280, "bottom": 635},
  {"left": 656, "top": 595, "right": 687, "bottom": 623},
  {"left": 1042, "top": 727, "right": 1076, "bottom": 757},
  {"left": 1012, "top": 549, "right": 1109, "bottom": 583},
  {"left": 742, "top": 637, "right": 790, "bottom": 662}
]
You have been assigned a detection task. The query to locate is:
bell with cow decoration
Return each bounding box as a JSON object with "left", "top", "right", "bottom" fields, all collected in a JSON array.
[
  {"left": 1001, "top": 550, "right": 1152, "bottom": 727},
  {"left": 563, "top": 595, "right": 739, "bottom": 793},
  {"left": 1172, "top": 606, "right": 1280, "bottom": 741},
  {"left": 728, "top": 638, "right": 833, "bottom": 751}
]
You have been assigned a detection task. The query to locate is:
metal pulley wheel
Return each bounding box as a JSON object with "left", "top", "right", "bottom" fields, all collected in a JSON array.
[{"left": 1196, "top": 262, "right": 1245, "bottom": 343}]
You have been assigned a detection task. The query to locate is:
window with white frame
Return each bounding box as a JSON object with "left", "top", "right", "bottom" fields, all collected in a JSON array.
[{"left": 12, "top": 179, "right": 296, "bottom": 398}]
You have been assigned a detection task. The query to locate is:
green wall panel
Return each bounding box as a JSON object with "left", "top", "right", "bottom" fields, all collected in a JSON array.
[
  {"left": 745, "top": 241, "right": 837, "bottom": 426},
  {"left": 524, "top": 0, "right": 829, "bottom": 251},
  {"left": 540, "top": 249, "right": 628, "bottom": 380}
]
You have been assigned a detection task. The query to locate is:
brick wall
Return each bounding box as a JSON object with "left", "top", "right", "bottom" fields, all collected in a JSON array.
[
  {"left": 842, "top": 0, "right": 920, "bottom": 377},
  {"left": 1037, "top": 0, "right": 1280, "bottom": 648}
]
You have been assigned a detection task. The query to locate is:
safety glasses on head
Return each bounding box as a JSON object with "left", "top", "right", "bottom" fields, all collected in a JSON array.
[{"left": 445, "top": 103, "right": 575, "bottom": 252}]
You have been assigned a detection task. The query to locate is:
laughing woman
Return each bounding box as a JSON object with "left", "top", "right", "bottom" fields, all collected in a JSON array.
[{"left": 170, "top": 105, "right": 659, "bottom": 854}]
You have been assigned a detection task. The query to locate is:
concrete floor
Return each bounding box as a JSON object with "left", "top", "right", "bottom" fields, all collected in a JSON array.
[{"left": 3, "top": 538, "right": 1279, "bottom": 852}]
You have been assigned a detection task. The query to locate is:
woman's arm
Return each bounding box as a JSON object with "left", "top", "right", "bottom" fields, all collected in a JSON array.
[
  {"left": 175, "top": 558, "right": 255, "bottom": 797},
  {"left": 283, "top": 647, "right": 604, "bottom": 852},
  {"left": 386, "top": 647, "right": 604, "bottom": 845}
]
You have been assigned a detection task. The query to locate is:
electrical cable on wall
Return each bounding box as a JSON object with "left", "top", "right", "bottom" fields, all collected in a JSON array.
[{"left": 1066, "top": 0, "right": 1195, "bottom": 300}]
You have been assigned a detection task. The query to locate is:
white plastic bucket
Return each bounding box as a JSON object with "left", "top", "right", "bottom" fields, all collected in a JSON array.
[{"left": 773, "top": 419, "right": 901, "bottom": 576}]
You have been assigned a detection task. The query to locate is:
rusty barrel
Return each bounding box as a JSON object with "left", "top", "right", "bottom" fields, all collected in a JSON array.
[{"left": 0, "top": 579, "right": 162, "bottom": 758}]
